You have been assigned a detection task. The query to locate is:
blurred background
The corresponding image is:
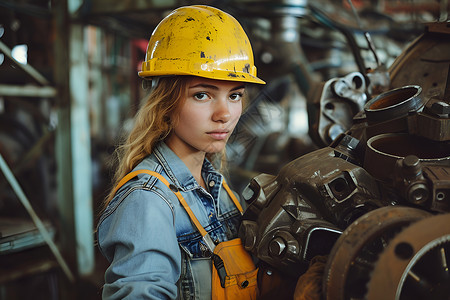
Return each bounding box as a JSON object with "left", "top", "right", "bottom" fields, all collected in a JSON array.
[{"left": 0, "top": 0, "right": 448, "bottom": 299}]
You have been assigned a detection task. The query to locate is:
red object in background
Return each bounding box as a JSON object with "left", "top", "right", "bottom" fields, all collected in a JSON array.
[{"left": 132, "top": 39, "right": 148, "bottom": 72}]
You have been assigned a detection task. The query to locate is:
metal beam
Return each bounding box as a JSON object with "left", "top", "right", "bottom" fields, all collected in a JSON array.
[
  {"left": 0, "top": 84, "right": 57, "bottom": 97},
  {"left": 0, "top": 40, "right": 50, "bottom": 86},
  {"left": 53, "top": 0, "right": 94, "bottom": 278},
  {"left": 88, "top": 0, "right": 177, "bottom": 14},
  {"left": 0, "top": 152, "right": 75, "bottom": 282}
]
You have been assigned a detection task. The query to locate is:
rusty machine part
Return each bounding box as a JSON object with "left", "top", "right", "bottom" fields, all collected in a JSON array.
[
  {"left": 366, "top": 213, "right": 450, "bottom": 300},
  {"left": 358, "top": 83, "right": 450, "bottom": 143},
  {"left": 360, "top": 81, "right": 450, "bottom": 213},
  {"left": 364, "top": 85, "right": 424, "bottom": 124},
  {"left": 238, "top": 19, "right": 450, "bottom": 299},
  {"left": 239, "top": 142, "right": 387, "bottom": 277},
  {"left": 308, "top": 72, "right": 367, "bottom": 147},
  {"left": 411, "top": 96, "right": 450, "bottom": 141},
  {"left": 309, "top": 21, "right": 450, "bottom": 148},
  {"left": 322, "top": 206, "right": 432, "bottom": 300},
  {"left": 389, "top": 22, "right": 450, "bottom": 101},
  {"left": 365, "top": 134, "right": 450, "bottom": 211},
  {"left": 239, "top": 88, "right": 450, "bottom": 277},
  {"left": 386, "top": 21, "right": 450, "bottom": 142}
]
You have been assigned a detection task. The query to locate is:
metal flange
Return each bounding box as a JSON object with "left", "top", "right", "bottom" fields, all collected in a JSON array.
[
  {"left": 323, "top": 206, "right": 431, "bottom": 300},
  {"left": 367, "top": 213, "right": 450, "bottom": 300}
]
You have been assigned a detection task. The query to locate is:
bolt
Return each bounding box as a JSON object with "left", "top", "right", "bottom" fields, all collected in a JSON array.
[
  {"left": 269, "top": 237, "right": 286, "bottom": 257},
  {"left": 408, "top": 183, "right": 429, "bottom": 205},
  {"left": 402, "top": 155, "right": 422, "bottom": 179},
  {"left": 430, "top": 101, "right": 450, "bottom": 116},
  {"left": 403, "top": 155, "right": 420, "bottom": 168}
]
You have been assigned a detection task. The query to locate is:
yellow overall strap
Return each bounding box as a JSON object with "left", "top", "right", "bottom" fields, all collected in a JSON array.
[
  {"left": 113, "top": 169, "right": 242, "bottom": 250},
  {"left": 222, "top": 181, "right": 243, "bottom": 214},
  {"left": 114, "top": 169, "right": 208, "bottom": 238}
]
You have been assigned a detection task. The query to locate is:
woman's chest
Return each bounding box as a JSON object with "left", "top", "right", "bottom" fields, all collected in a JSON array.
[{"left": 174, "top": 188, "right": 241, "bottom": 258}]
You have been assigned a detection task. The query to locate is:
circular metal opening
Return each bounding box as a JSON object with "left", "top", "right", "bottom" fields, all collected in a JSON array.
[
  {"left": 394, "top": 242, "right": 414, "bottom": 260},
  {"left": 436, "top": 192, "right": 445, "bottom": 201},
  {"left": 368, "top": 87, "right": 418, "bottom": 110},
  {"left": 352, "top": 75, "right": 363, "bottom": 90},
  {"left": 367, "top": 133, "right": 450, "bottom": 160},
  {"left": 364, "top": 85, "right": 423, "bottom": 123}
]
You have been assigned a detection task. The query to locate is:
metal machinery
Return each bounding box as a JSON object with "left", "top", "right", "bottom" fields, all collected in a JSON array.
[{"left": 238, "top": 21, "right": 450, "bottom": 299}]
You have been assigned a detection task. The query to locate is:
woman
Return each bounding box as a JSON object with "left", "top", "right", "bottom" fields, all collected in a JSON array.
[{"left": 97, "top": 5, "right": 265, "bottom": 299}]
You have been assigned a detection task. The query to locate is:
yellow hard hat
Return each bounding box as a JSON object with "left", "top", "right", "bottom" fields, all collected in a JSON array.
[{"left": 139, "top": 5, "right": 265, "bottom": 84}]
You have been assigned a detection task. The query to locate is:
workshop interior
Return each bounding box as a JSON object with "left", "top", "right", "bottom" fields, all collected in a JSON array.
[{"left": 0, "top": 0, "right": 449, "bottom": 299}]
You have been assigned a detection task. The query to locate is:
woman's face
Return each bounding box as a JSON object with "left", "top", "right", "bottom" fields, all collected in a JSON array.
[{"left": 166, "top": 77, "right": 244, "bottom": 157}]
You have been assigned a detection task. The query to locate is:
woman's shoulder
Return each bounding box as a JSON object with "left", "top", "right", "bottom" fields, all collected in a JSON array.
[{"left": 101, "top": 156, "right": 178, "bottom": 217}]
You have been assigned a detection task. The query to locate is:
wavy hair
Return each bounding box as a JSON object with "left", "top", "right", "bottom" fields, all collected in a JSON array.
[
  {"left": 103, "top": 75, "right": 228, "bottom": 209},
  {"left": 103, "top": 76, "right": 190, "bottom": 207}
]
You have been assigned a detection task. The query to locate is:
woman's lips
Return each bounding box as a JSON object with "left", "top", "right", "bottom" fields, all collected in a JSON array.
[{"left": 207, "top": 131, "right": 229, "bottom": 140}]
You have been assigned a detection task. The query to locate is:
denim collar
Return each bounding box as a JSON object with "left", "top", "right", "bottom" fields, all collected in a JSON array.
[{"left": 153, "top": 141, "right": 223, "bottom": 192}]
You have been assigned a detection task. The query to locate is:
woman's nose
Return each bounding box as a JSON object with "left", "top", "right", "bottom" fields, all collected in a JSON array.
[{"left": 212, "top": 100, "right": 231, "bottom": 123}]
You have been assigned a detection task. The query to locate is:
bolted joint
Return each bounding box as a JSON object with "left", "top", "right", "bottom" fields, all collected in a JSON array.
[
  {"left": 428, "top": 100, "right": 450, "bottom": 118},
  {"left": 268, "top": 231, "right": 300, "bottom": 261},
  {"left": 269, "top": 237, "right": 286, "bottom": 257},
  {"left": 402, "top": 155, "right": 422, "bottom": 180},
  {"left": 407, "top": 183, "right": 429, "bottom": 205}
]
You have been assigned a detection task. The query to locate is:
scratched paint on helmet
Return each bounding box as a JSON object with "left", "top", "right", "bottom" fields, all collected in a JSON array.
[{"left": 138, "top": 5, "right": 265, "bottom": 84}]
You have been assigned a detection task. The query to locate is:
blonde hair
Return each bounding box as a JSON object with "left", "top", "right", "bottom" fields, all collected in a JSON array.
[
  {"left": 103, "top": 76, "right": 189, "bottom": 206},
  {"left": 103, "top": 75, "right": 227, "bottom": 209}
]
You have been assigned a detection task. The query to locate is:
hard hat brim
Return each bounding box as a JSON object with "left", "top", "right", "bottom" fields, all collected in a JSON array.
[{"left": 138, "top": 69, "right": 265, "bottom": 85}]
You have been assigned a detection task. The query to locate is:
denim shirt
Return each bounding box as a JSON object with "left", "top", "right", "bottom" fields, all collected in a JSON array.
[{"left": 97, "top": 142, "right": 242, "bottom": 299}]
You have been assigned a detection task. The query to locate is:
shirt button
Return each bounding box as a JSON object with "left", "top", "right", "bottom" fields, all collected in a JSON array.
[
  {"left": 209, "top": 180, "right": 215, "bottom": 187},
  {"left": 169, "top": 184, "right": 178, "bottom": 192}
]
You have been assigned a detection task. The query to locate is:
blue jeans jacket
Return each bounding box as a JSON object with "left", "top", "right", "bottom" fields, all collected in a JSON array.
[{"left": 97, "top": 142, "right": 242, "bottom": 299}]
